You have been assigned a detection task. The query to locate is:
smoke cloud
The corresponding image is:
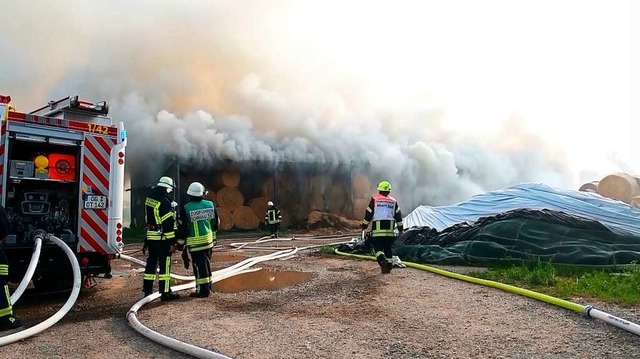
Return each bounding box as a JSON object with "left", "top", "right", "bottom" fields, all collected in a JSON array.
[{"left": 1, "top": 0, "right": 574, "bottom": 215}]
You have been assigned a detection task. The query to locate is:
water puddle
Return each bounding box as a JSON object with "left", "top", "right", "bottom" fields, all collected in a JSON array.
[{"left": 213, "top": 269, "right": 312, "bottom": 293}]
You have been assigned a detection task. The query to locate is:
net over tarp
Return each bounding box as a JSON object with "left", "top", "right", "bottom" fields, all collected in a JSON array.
[
  {"left": 340, "top": 184, "right": 640, "bottom": 267},
  {"left": 391, "top": 208, "right": 640, "bottom": 266},
  {"left": 403, "top": 183, "right": 640, "bottom": 236}
]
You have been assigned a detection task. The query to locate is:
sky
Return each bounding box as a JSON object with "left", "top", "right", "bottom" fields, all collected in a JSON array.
[{"left": 0, "top": 0, "right": 637, "bottom": 210}]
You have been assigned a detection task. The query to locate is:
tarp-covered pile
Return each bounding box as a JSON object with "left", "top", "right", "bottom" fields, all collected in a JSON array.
[{"left": 342, "top": 183, "right": 640, "bottom": 267}]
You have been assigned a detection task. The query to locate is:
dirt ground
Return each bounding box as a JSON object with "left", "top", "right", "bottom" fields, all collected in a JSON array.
[{"left": 4, "top": 233, "right": 640, "bottom": 359}]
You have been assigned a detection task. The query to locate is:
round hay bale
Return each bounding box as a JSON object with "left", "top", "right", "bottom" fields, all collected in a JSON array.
[
  {"left": 578, "top": 181, "right": 599, "bottom": 193},
  {"left": 233, "top": 206, "right": 260, "bottom": 230},
  {"left": 630, "top": 196, "right": 640, "bottom": 208},
  {"left": 216, "top": 187, "right": 245, "bottom": 211},
  {"left": 204, "top": 189, "right": 217, "bottom": 204},
  {"left": 597, "top": 173, "right": 640, "bottom": 203},
  {"left": 353, "top": 174, "right": 371, "bottom": 199},
  {"left": 217, "top": 207, "right": 234, "bottom": 230},
  {"left": 326, "top": 184, "right": 348, "bottom": 214},
  {"left": 220, "top": 170, "right": 241, "bottom": 187},
  {"left": 249, "top": 197, "right": 270, "bottom": 218},
  {"left": 310, "top": 192, "right": 324, "bottom": 211},
  {"left": 352, "top": 198, "right": 370, "bottom": 219},
  {"left": 261, "top": 178, "right": 274, "bottom": 199}
]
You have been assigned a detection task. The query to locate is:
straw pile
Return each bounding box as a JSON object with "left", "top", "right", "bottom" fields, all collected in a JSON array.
[
  {"left": 233, "top": 206, "right": 260, "bottom": 230},
  {"left": 597, "top": 173, "right": 640, "bottom": 203}
]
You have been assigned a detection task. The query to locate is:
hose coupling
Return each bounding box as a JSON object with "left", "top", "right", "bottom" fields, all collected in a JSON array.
[{"left": 583, "top": 305, "right": 593, "bottom": 318}]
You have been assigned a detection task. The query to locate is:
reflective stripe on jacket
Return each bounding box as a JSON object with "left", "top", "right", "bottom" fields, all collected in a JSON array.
[
  {"left": 184, "top": 199, "right": 216, "bottom": 252},
  {"left": 362, "top": 193, "right": 404, "bottom": 237}
]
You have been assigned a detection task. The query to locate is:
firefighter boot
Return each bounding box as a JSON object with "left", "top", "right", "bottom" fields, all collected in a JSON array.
[
  {"left": 0, "top": 316, "right": 23, "bottom": 333},
  {"left": 376, "top": 252, "right": 391, "bottom": 274},
  {"left": 160, "top": 291, "right": 180, "bottom": 302}
]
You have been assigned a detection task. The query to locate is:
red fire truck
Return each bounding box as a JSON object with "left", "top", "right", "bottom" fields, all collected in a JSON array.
[{"left": 0, "top": 95, "right": 127, "bottom": 291}]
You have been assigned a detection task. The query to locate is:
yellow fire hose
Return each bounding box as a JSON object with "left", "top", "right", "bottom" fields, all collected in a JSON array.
[{"left": 334, "top": 249, "right": 640, "bottom": 336}]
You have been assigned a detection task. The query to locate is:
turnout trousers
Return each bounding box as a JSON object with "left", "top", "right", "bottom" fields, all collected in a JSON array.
[
  {"left": 143, "top": 241, "right": 173, "bottom": 294},
  {"left": 190, "top": 248, "right": 212, "bottom": 296},
  {"left": 0, "top": 247, "right": 12, "bottom": 320}
]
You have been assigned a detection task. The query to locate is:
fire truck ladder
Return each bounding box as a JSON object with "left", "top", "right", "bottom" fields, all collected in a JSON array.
[{"left": 29, "top": 95, "right": 109, "bottom": 118}]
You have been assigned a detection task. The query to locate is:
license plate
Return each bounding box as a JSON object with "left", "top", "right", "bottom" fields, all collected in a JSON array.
[{"left": 84, "top": 195, "right": 107, "bottom": 209}]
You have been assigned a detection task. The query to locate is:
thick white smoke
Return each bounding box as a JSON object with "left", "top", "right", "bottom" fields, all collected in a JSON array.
[{"left": 1, "top": 0, "right": 576, "bottom": 216}]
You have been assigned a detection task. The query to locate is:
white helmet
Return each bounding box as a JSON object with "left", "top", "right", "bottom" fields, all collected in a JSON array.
[
  {"left": 157, "top": 176, "right": 174, "bottom": 191},
  {"left": 267, "top": 201, "right": 274, "bottom": 206},
  {"left": 187, "top": 182, "right": 206, "bottom": 197}
]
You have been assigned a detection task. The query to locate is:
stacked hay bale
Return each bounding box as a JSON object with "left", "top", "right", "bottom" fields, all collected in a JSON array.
[
  {"left": 350, "top": 174, "right": 374, "bottom": 220},
  {"left": 597, "top": 173, "right": 640, "bottom": 203},
  {"left": 204, "top": 169, "right": 259, "bottom": 231},
  {"left": 578, "top": 181, "right": 599, "bottom": 193}
]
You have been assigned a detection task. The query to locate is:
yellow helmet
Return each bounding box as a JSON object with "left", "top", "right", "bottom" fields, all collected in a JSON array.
[{"left": 377, "top": 180, "right": 392, "bottom": 192}]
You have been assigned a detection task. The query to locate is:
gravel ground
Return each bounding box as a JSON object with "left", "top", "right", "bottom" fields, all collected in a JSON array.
[{"left": 4, "top": 236, "right": 640, "bottom": 358}]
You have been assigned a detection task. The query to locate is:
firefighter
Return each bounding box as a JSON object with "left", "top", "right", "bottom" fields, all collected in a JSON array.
[
  {"left": 264, "top": 201, "right": 282, "bottom": 238},
  {"left": 142, "top": 176, "right": 180, "bottom": 301},
  {"left": 361, "top": 180, "right": 404, "bottom": 274},
  {"left": 177, "top": 182, "right": 218, "bottom": 298},
  {"left": 0, "top": 204, "right": 22, "bottom": 332}
]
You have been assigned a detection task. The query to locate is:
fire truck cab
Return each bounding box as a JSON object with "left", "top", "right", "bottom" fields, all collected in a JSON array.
[{"left": 0, "top": 95, "right": 127, "bottom": 290}]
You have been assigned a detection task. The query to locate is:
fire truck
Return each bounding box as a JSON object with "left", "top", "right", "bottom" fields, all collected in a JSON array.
[{"left": 0, "top": 95, "right": 127, "bottom": 291}]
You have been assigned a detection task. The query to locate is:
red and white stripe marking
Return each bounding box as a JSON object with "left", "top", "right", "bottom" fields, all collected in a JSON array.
[
  {"left": 0, "top": 122, "right": 5, "bottom": 200},
  {"left": 79, "top": 134, "right": 117, "bottom": 254}
]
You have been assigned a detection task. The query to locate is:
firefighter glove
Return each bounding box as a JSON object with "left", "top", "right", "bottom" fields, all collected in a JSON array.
[
  {"left": 181, "top": 248, "right": 190, "bottom": 269},
  {"left": 360, "top": 223, "right": 368, "bottom": 230},
  {"left": 142, "top": 240, "right": 148, "bottom": 255}
]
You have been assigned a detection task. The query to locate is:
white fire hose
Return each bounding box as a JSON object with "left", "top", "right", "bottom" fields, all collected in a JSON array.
[
  {"left": 10, "top": 236, "right": 43, "bottom": 304},
  {"left": 0, "top": 234, "right": 81, "bottom": 346},
  {"left": 120, "top": 247, "right": 301, "bottom": 359}
]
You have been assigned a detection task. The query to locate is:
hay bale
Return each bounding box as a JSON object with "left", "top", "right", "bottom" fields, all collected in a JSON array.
[
  {"left": 261, "top": 178, "right": 274, "bottom": 199},
  {"left": 233, "top": 206, "right": 260, "bottom": 230},
  {"left": 326, "top": 184, "right": 348, "bottom": 214},
  {"left": 630, "top": 196, "right": 640, "bottom": 208},
  {"left": 353, "top": 174, "right": 371, "bottom": 199},
  {"left": 578, "top": 181, "right": 599, "bottom": 193},
  {"left": 217, "top": 207, "right": 234, "bottom": 230},
  {"left": 352, "top": 198, "right": 370, "bottom": 220},
  {"left": 249, "top": 197, "right": 270, "bottom": 219},
  {"left": 220, "top": 169, "right": 241, "bottom": 187},
  {"left": 204, "top": 189, "right": 217, "bottom": 204},
  {"left": 216, "top": 187, "right": 245, "bottom": 211},
  {"left": 597, "top": 173, "right": 640, "bottom": 203},
  {"left": 310, "top": 192, "right": 324, "bottom": 211}
]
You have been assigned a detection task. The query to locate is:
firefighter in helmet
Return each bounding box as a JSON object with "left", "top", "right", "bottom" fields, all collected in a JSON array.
[
  {"left": 264, "top": 201, "right": 282, "bottom": 238},
  {"left": 361, "top": 180, "right": 404, "bottom": 274},
  {"left": 142, "top": 176, "right": 180, "bottom": 301},
  {"left": 0, "top": 204, "right": 22, "bottom": 332},
  {"left": 177, "top": 182, "right": 218, "bottom": 298}
]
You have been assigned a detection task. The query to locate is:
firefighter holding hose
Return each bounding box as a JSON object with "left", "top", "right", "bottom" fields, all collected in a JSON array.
[
  {"left": 361, "top": 180, "right": 404, "bottom": 274},
  {"left": 0, "top": 205, "right": 22, "bottom": 332}
]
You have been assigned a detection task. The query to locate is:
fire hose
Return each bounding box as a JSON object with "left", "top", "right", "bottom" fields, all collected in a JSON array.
[
  {"left": 0, "top": 233, "right": 81, "bottom": 346},
  {"left": 119, "top": 247, "right": 301, "bottom": 359},
  {"left": 10, "top": 236, "right": 43, "bottom": 304},
  {"left": 334, "top": 249, "right": 640, "bottom": 337}
]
